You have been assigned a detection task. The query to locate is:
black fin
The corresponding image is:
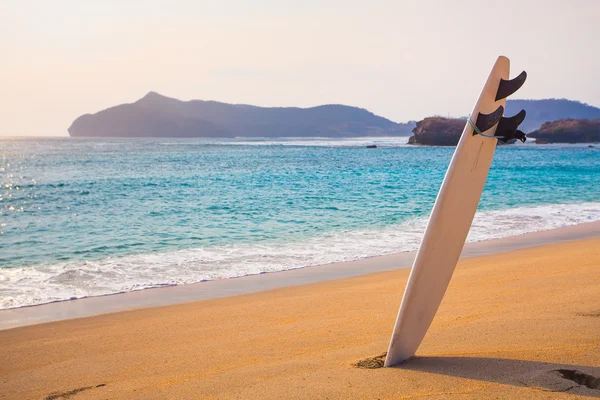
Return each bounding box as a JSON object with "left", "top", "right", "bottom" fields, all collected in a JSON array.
[
  {"left": 473, "top": 105, "right": 504, "bottom": 135},
  {"left": 495, "top": 71, "right": 527, "bottom": 101},
  {"left": 496, "top": 110, "right": 527, "bottom": 143},
  {"left": 497, "top": 130, "right": 527, "bottom": 143}
]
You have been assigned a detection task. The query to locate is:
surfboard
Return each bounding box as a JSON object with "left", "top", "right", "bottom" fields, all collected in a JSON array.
[{"left": 384, "top": 56, "right": 527, "bottom": 367}]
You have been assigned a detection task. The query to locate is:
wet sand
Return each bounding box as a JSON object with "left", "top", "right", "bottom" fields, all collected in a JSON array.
[{"left": 1, "top": 236, "right": 600, "bottom": 399}]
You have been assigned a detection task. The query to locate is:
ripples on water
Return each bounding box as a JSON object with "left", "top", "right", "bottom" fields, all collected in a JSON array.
[{"left": 0, "top": 137, "right": 599, "bottom": 308}]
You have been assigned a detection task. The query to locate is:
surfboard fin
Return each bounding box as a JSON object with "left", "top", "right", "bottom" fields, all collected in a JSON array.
[
  {"left": 495, "top": 71, "right": 527, "bottom": 101},
  {"left": 499, "top": 129, "right": 527, "bottom": 143},
  {"left": 474, "top": 105, "right": 504, "bottom": 134},
  {"left": 495, "top": 110, "right": 527, "bottom": 143}
]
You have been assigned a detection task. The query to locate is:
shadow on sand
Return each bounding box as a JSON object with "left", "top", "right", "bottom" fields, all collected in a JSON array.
[{"left": 395, "top": 356, "right": 600, "bottom": 397}]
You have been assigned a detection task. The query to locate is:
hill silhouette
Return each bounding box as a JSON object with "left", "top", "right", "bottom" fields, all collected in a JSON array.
[
  {"left": 69, "top": 94, "right": 600, "bottom": 138},
  {"left": 68, "top": 92, "right": 413, "bottom": 138},
  {"left": 505, "top": 99, "right": 600, "bottom": 132}
]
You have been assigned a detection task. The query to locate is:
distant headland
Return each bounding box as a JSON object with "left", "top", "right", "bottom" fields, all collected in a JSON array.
[
  {"left": 68, "top": 94, "right": 600, "bottom": 143},
  {"left": 68, "top": 92, "right": 415, "bottom": 138}
]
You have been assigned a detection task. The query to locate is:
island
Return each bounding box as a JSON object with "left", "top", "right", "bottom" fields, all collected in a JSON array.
[
  {"left": 528, "top": 119, "right": 600, "bottom": 143},
  {"left": 68, "top": 92, "right": 415, "bottom": 138}
]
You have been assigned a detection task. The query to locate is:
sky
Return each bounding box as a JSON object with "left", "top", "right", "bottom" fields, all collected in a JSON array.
[{"left": 1, "top": 0, "right": 599, "bottom": 136}]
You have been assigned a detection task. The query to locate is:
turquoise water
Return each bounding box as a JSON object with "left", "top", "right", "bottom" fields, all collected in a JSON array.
[{"left": 1, "top": 137, "right": 599, "bottom": 308}]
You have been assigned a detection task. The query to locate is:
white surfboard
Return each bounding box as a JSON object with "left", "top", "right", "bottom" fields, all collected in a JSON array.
[{"left": 385, "top": 56, "right": 527, "bottom": 367}]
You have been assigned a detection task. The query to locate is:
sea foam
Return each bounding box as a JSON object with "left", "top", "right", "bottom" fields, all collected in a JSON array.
[{"left": 1, "top": 202, "right": 598, "bottom": 309}]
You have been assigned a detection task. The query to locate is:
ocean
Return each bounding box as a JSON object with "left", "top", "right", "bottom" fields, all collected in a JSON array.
[{"left": 1, "top": 137, "right": 599, "bottom": 309}]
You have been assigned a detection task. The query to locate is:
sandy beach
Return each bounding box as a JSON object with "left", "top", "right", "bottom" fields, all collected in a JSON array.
[
  {"left": 3, "top": 2, "right": 600, "bottom": 399},
  {"left": 1, "top": 235, "right": 600, "bottom": 399}
]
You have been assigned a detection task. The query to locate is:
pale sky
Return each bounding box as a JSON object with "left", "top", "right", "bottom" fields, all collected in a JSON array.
[{"left": 1, "top": 0, "right": 599, "bottom": 136}]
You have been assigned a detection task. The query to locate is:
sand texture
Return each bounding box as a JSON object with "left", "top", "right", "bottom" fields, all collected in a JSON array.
[{"left": 1, "top": 238, "right": 600, "bottom": 399}]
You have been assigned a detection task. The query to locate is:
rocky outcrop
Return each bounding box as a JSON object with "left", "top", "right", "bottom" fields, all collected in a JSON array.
[
  {"left": 528, "top": 119, "right": 600, "bottom": 143},
  {"left": 408, "top": 117, "right": 466, "bottom": 146}
]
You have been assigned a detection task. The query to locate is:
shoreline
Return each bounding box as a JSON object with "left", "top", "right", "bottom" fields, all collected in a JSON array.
[
  {"left": 1, "top": 220, "right": 598, "bottom": 330},
  {"left": 1, "top": 235, "right": 599, "bottom": 398}
]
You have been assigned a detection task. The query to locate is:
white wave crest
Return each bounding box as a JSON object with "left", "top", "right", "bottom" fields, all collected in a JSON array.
[{"left": 0, "top": 202, "right": 598, "bottom": 309}]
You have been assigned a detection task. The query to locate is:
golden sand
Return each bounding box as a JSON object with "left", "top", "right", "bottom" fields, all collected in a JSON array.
[{"left": 1, "top": 238, "right": 600, "bottom": 399}]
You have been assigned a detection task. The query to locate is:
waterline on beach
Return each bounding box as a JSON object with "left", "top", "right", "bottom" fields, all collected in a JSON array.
[{"left": 1, "top": 202, "right": 598, "bottom": 309}]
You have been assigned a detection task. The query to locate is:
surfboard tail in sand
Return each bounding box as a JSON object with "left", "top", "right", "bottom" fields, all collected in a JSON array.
[{"left": 385, "top": 56, "right": 527, "bottom": 367}]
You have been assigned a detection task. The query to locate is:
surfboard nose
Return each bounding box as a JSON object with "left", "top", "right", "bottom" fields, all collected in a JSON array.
[{"left": 494, "top": 56, "right": 510, "bottom": 74}]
